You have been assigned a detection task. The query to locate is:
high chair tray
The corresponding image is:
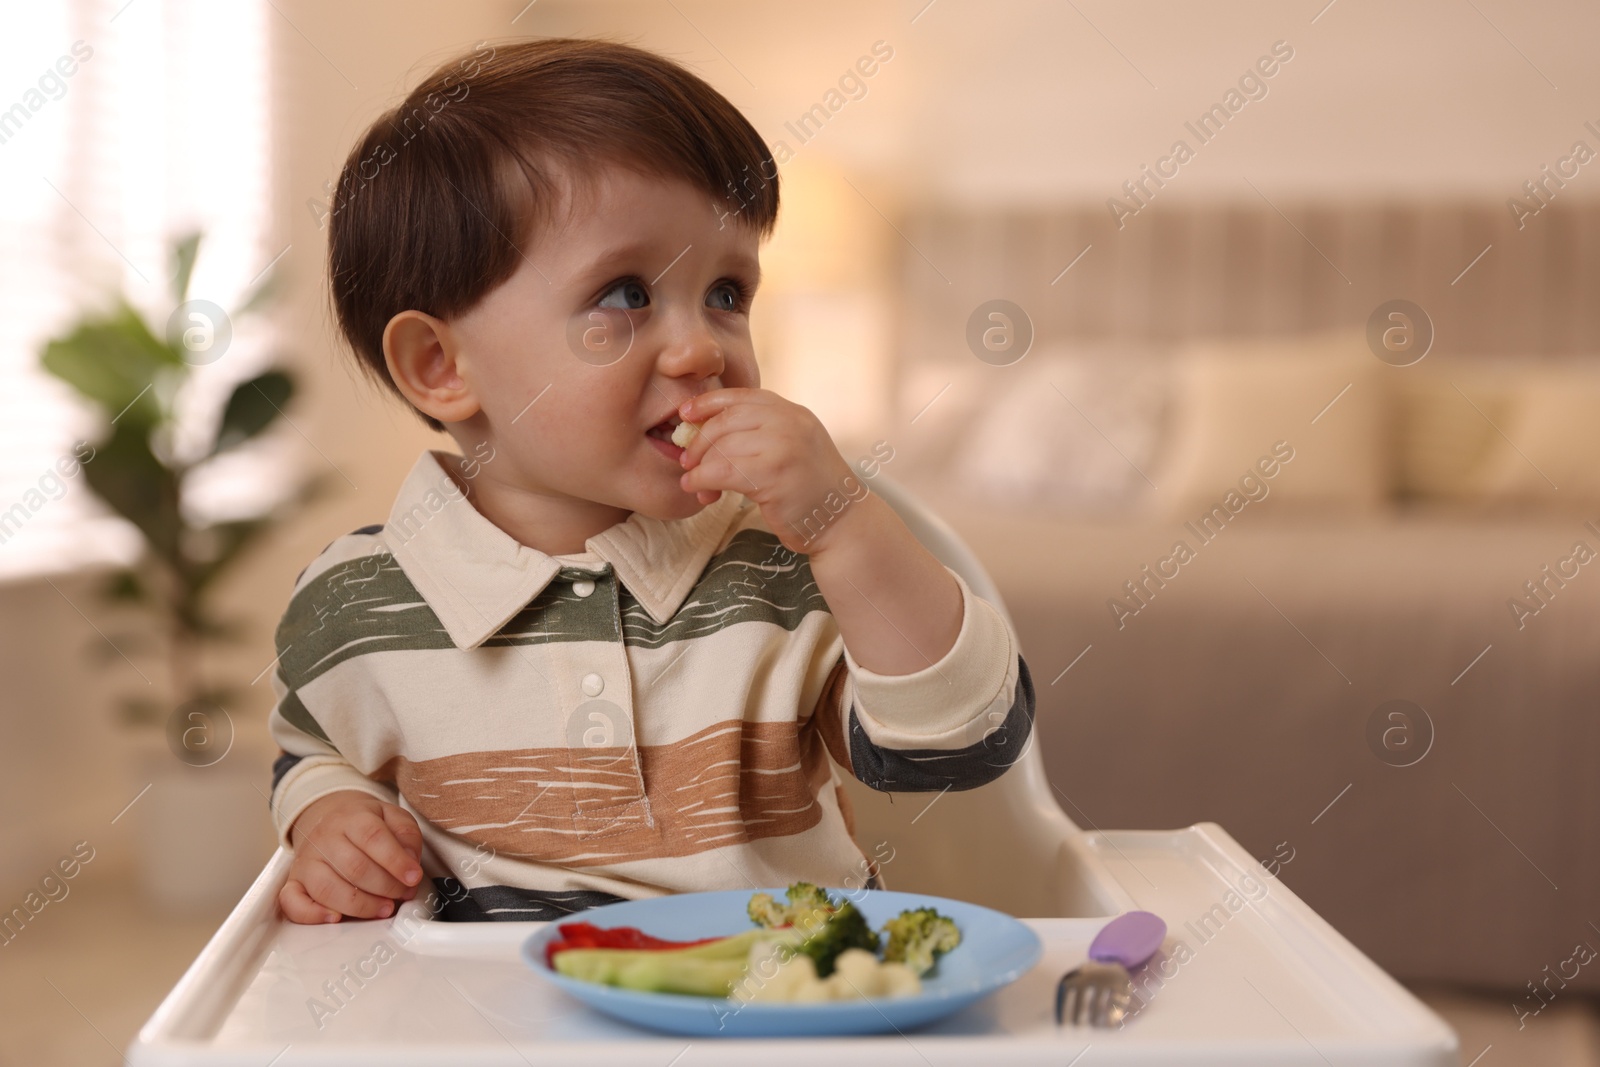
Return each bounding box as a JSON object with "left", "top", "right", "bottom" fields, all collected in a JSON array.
[{"left": 129, "top": 822, "right": 1457, "bottom": 1066}]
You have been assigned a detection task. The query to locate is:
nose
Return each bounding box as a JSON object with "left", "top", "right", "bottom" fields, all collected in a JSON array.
[{"left": 655, "top": 311, "right": 725, "bottom": 383}]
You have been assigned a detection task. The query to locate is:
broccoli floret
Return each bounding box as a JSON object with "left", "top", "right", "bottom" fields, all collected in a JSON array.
[
  {"left": 789, "top": 900, "right": 881, "bottom": 978},
  {"left": 747, "top": 893, "right": 788, "bottom": 928},
  {"left": 747, "top": 882, "right": 833, "bottom": 928},
  {"left": 747, "top": 884, "right": 881, "bottom": 978},
  {"left": 880, "top": 908, "right": 961, "bottom": 977}
]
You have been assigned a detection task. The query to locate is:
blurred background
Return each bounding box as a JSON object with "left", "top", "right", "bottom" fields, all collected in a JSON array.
[{"left": 3, "top": 0, "right": 1598, "bottom": 1062}]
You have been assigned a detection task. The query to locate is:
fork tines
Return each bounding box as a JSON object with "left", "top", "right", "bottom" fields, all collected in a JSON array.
[{"left": 1055, "top": 961, "right": 1136, "bottom": 1028}]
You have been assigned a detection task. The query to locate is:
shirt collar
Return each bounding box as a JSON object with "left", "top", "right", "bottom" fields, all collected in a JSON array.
[{"left": 384, "top": 449, "right": 746, "bottom": 649}]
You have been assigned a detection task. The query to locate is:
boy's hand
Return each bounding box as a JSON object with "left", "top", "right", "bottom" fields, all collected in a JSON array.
[
  {"left": 677, "top": 388, "right": 859, "bottom": 555},
  {"left": 279, "top": 790, "right": 425, "bottom": 924}
]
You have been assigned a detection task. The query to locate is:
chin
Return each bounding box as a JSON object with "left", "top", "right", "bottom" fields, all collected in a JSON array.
[{"left": 631, "top": 488, "right": 711, "bottom": 522}]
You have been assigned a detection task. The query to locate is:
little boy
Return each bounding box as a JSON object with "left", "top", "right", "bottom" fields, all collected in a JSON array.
[{"left": 269, "top": 37, "right": 1034, "bottom": 924}]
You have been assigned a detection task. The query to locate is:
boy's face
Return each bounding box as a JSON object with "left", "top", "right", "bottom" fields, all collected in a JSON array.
[{"left": 445, "top": 164, "right": 762, "bottom": 522}]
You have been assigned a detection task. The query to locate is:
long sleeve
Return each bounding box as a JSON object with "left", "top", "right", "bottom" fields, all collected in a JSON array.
[
  {"left": 265, "top": 530, "right": 403, "bottom": 851},
  {"left": 817, "top": 567, "right": 1036, "bottom": 793},
  {"left": 267, "top": 670, "right": 398, "bottom": 851}
]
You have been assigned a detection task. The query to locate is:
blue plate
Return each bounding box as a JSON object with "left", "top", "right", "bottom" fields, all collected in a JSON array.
[{"left": 521, "top": 888, "right": 1042, "bottom": 1037}]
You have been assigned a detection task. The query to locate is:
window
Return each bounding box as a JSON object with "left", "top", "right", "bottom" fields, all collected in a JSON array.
[{"left": 0, "top": 0, "right": 275, "bottom": 581}]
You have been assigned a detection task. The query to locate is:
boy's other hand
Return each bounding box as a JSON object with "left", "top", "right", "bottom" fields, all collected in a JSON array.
[
  {"left": 676, "top": 388, "right": 859, "bottom": 555},
  {"left": 279, "top": 791, "right": 425, "bottom": 924}
]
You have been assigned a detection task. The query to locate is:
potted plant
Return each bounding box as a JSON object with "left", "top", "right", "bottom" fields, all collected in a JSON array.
[{"left": 40, "top": 230, "right": 328, "bottom": 908}]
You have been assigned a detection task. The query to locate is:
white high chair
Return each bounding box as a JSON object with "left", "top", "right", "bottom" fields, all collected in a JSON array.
[
  {"left": 132, "top": 479, "right": 1460, "bottom": 1064},
  {"left": 844, "top": 476, "right": 1131, "bottom": 919}
]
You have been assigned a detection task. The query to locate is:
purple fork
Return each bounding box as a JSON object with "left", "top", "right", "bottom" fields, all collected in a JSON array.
[{"left": 1055, "top": 911, "right": 1167, "bottom": 1028}]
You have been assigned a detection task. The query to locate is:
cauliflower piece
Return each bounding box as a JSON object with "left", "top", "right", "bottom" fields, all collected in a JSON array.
[
  {"left": 830, "top": 948, "right": 887, "bottom": 998},
  {"left": 671, "top": 420, "right": 700, "bottom": 448},
  {"left": 732, "top": 942, "right": 923, "bottom": 1003},
  {"left": 791, "top": 972, "right": 835, "bottom": 1002},
  {"left": 878, "top": 962, "right": 923, "bottom": 998},
  {"left": 737, "top": 947, "right": 824, "bottom": 1003}
]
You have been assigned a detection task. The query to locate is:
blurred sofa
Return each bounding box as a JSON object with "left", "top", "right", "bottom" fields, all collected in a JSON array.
[{"left": 888, "top": 332, "right": 1600, "bottom": 993}]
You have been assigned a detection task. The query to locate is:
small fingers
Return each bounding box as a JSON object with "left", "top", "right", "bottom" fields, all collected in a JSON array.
[
  {"left": 680, "top": 451, "right": 736, "bottom": 498},
  {"left": 378, "top": 805, "right": 426, "bottom": 884},
  {"left": 280, "top": 878, "right": 341, "bottom": 924},
  {"left": 679, "top": 401, "right": 770, "bottom": 470},
  {"left": 680, "top": 420, "right": 767, "bottom": 486},
  {"left": 678, "top": 387, "right": 767, "bottom": 425},
  {"left": 678, "top": 409, "right": 730, "bottom": 471},
  {"left": 318, "top": 831, "right": 412, "bottom": 902},
  {"left": 301, "top": 856, "right": 399, "bottom": 920}
]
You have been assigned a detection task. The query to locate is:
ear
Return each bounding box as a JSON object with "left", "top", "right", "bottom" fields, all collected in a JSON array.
[{"left": 382, "top": 310, "right": 481, "bottom": 424}]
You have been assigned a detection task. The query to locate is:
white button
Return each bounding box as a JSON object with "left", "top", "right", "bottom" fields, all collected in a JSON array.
[
  {"left": 581, "top": 673, "right": 604, "bottom": 697},
  {"left": 572, "top": 579, "right": 596, "bottom": 597}
]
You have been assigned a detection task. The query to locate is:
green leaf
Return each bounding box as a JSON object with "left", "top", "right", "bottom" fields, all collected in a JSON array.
[
  {"left": 189, "top": 517, "right": 272, "bottom": 594},
  {"left": 83, "top": 420, "right": 183, "bottom": 567},
  {"left": 171, "top": 231, "right": 202, "bottom": 305},
  {"left": 187, "top": 467, "right": 335, "bottom": 598},
  {"left": 40, "top": 301, "right": 184, "bottom": 426},
  {"left": 210, "top": 370, "right": 294, "bottom": 456}
]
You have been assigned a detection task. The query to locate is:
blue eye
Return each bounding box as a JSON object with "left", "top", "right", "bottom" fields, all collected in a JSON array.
[
  {"left": 706, "top": 281, "right": 750, "bottom": 313},
  {"left": 598, "top": 281, "right": 649, "bottom": 310}
]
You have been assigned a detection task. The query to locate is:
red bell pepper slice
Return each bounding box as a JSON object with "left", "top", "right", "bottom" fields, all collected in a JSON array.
[{"left": 544, "top": 921, "right": 726, "bottom": 966}]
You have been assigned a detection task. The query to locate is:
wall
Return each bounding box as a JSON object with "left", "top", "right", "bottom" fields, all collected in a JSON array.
[{"left": 897, "top": 199, "right": 1600, "bottom": 367}]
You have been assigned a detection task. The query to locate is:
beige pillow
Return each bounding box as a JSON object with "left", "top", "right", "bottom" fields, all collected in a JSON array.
[
  {"left": 950, "top": 350, "right": 1168, "bottom": 511},
  {"left": 1478, "top": 362, "right": 1600, "bottom": 504},
  {"left": 1153, "top": 331, "right": 1388, "bottom": 517},
  {"left": 1392, "top": 365, "right": 1512, "bottom": 500}
]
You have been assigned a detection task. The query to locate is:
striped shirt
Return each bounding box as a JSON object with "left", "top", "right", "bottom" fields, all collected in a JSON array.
[{"left": 268, "top": 449, "right": 1035, "bottom": 920}]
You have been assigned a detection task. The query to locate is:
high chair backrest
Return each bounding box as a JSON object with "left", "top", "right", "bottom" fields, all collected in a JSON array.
[{"left": 837, "top": 476, "right": 1128, "bottom": 918}]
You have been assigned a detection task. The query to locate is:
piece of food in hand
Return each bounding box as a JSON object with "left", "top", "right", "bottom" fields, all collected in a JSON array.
[
  {"left": 671, "top": 420, "right": 700, "bottom": 448},
  {"left": 879, "top": 907, "right": 962, "bottom": 977}
]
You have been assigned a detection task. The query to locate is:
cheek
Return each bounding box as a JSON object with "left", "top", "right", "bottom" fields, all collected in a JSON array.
[
  {"left": 725, "top": 348, "right": 761, "bottom": 389},
  {"left": 534, "top": 375, "right": 644, "bottom": 454},
  {"left": 525, "top": 400, "right": 615, "bottom": 458},
  {"left": 464, "top": 341, "right": 547, "bottom": 414},
  {"left": 454, "top": 289, "right": 568, "bottom": 405}
]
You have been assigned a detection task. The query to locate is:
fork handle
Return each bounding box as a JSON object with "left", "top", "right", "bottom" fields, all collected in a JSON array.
[{"left": 1088, "top": 911, "right": 1166, "bottom": 969}]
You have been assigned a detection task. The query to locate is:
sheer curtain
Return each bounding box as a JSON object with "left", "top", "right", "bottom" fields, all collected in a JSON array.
[{"left": 0, "top": 0, "right": 274, "bottom": 581}]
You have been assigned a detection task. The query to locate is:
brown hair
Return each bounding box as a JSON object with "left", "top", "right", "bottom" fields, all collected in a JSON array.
[{"left": 327, "top": 37, "right": 780, "bottom": 432}]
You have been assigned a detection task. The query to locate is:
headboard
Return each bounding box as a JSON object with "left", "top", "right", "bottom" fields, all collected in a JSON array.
[{"left": 893, "top": 198, "right": 1600, "bottom": 406}]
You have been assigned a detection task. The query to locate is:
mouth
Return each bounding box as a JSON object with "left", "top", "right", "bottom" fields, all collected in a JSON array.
[
  {"left": 645, "top": 411, "right": 686, "bottom": 446},
  {"left": 645, "top": 410, "right": 694, "bottom": 468}
]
